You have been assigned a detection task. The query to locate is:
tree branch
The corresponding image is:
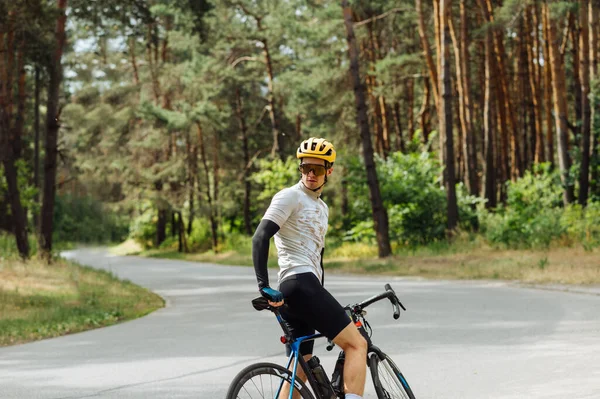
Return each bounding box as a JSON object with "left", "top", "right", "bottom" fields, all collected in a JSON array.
[
  {"left": 354, "top": 7, "right": 408, "bottom": 28},
  {"left": 231, "top": 56, "right": 263, "bottom": 68}
]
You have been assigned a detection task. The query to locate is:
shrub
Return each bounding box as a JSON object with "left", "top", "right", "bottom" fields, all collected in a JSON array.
[
  {"left": 128, "top": 207, "right": 157, "bottom": 249},
  {"left": 478, "top": 164, "right": 566, "bottom": 248},
  {"left": 562, "top": 201, "right": 600, "bottom": 250},
  {"left": 344, "top": 151, "right": 479, "bottom": 247},
  {"left": 53, "top": 195, "right": 128, "bottom": 244}
]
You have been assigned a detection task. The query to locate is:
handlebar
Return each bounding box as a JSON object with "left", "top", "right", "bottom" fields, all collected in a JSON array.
[
  {"left": 353, "top": 283, "right": 406, "bottom": 319},
  {"left": 326, "top": 283, "right": 406, "bottom": 351}
]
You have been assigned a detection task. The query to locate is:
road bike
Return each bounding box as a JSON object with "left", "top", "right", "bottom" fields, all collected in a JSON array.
[{"left": 226, "top": 283, "right": 416, "bottom": 399}]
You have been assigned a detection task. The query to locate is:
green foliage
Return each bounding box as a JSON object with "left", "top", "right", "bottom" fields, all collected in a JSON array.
[
  {"left": 562, "top": 202, "right": 600, "bottom": 251},
  {"left": 53, "top": 195, "right": 128, "bottom": 244},
  {"left": 0, "top": 161, "right": 39, "bottom": 214},
  {"left": 186, "top": 219, "right": 214, "bottom": 252},
  {"left": 479, "top": 165, "right": 566, "bottom": 248},
  {"left": 129, "top": 206, "right": 158, "bottom": 249},
  {"left": 343, "top": 151, "right": 479, "bottom": 247},
  {"left": 250, "top": 156, "right": 299, "bottom": 202}
]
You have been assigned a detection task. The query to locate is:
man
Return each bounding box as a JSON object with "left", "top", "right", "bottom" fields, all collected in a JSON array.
[{"left": 252, "top": 137, "right": 367, "bottom": 399}]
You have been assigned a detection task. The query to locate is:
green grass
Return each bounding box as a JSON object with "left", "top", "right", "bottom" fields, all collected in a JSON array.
[{"left": 0, "top": 256, "right": 164, "bottom": 347}]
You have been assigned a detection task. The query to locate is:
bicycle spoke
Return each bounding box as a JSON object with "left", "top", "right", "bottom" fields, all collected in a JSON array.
[
  {"left": 378, "top": 359, "right": 409, "bottom": 399},
  {"left": 236, "top": 372, "right": 295, "bottom": 399}
]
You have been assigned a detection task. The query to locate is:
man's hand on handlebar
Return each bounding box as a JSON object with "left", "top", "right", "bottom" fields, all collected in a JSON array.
[{"left": 260, "top": 287, "right": 284, "bottom": 307}]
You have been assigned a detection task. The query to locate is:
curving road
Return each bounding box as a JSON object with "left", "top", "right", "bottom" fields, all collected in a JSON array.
[{"left": 1, "top": 248, "right": 599, "bottom": 399}]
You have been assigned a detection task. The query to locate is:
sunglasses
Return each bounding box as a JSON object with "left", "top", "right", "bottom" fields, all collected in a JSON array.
[{"left": 299, "top": 164, "right": 327, "bottom": 176}]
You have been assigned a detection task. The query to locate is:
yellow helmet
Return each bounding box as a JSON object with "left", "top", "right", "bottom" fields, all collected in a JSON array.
[{"left": 296, "top": 137, "right": 336, "bottom": 164}]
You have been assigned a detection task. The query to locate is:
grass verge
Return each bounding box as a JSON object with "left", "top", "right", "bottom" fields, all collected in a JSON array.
[
  {"left": 0, "top": 257, "right": 164, "bottom": 347},
  {"left": 118, "top": 239, "right": 600, "bottom": 285}
]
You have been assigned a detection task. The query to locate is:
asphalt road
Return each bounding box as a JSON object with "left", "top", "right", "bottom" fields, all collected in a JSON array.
[{"left": 1, "top": 248, "right": 599, "bottom": 399}]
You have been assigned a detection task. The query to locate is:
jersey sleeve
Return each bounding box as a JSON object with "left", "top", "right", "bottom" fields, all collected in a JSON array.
[{"left": 262, "top": 188, "right": 298, "bottom": 228}]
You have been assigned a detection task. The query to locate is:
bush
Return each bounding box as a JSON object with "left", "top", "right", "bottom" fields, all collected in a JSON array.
[
  {"left": 186, "top": 218, "right": 214, "bottom": 252},
  {"left": 478, "top": 164, "right": 566, "bottom": 248},
  {"left": 53, "top": 195, "right": 128, "bottom": 244},
  {"left": 562, "top": 201, "right": 600, "bottom": 250},
  {"left": 250, "top": 156, "right": 299, "bottom": 203},
  {"left": 344, "top": 151, "right": 479, "bottom": 247},
  {"left": 128, "top": 207, "right": 157, "bottom": 249}
]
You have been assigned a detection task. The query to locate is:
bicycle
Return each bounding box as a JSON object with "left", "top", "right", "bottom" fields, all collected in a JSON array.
[{"left": 226, "top": 283, "right": 416, "bottom": 399}]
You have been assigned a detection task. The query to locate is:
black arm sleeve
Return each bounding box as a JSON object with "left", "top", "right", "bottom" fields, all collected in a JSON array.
[
  {"left": 320, "top": 247, "right": 325, "bottom": 286},
  {"left": 252, "top": 219, "right": 280, "bottom": 290}
]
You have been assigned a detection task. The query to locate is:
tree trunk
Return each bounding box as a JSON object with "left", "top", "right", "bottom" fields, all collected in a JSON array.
[
  {"left": 156, "top": 210, "right": 167, "bottom": 246},
  {"left": 40, "top": 0, "right": 68, "bottom": 260},
  {"left": 262, "top": 39, "right": 282, "bottom": 159},
  {"left": 528, "top": 4, "right": 545, "bottom": 164},
  {"left": 579, "top": 0, "right": 592, "bottom": 205},
  {"left": 197, "top": 122, "right": 218, "bottom": 251},
  {"left": 478, "top": 0, "right": 521, "bottom": 181},
  {"left": 590, "top": 2, "right": 599, "bottom": 196},
  {"left": 392, "top": 101, "right": 405, "bottom": 152},
  {"left": 129, "top": 37, "right": 140, "bottom": 85},
  {"left": 440, "top": 0, "right": 459, "bottom": 230},
  {"left": 342, "top": 0, "right": 392, "bottom": 258},
  {"left": 33, "top": 66, "right": 41, "bottom": 232},
  {"left": 542, "top": 6, "right": 555, "bottom": 165},
  {"left": 571, "top": 12, "right": 583, "bottom": 143},
  {"left": 450, "top": 3, "right": 477, "bottom": 196},
  {"left": 406, "top": 79, "right": 415, "bottom": 142},
  {"left": 213, "top": 129, "right": 221, "bottom": 244},
  {"left": 185, "top": 128, "right": 195, "bottom": 236},
  {"left": 146, "top": 25, "right": 161, "bottom": 104},
  {"left": 418, "top": 76, "right": 431, "bottom": 144},
  {"left": 483, "top": 24, "right": 497, "bottom": 208},
  {"left": 518, "top": 17, "right": 532, "bottom": 170},
  {"left": 0, "top": 26, "right": 29, "bottom": 259},
  {"left": 235, "top": 88, "right": 253, "bottom": 235},
  {"left": 546, "top": 2, "right": 575, "bottom": 205},
  {"left": 379, "top": 96, "right": 391, "bottom": 157},
  {"left": 416, "top": 0, "right": 440, "bottom": 114}
]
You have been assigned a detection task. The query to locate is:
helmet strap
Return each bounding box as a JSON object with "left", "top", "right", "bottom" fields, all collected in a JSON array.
[{"left": 301, "top": 174, "right": 328, "bottom": 193}]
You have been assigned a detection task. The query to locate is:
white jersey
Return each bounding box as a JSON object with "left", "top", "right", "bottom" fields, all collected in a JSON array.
[{"left": 262, "top": 181, "right": 329, "bottom": 283}]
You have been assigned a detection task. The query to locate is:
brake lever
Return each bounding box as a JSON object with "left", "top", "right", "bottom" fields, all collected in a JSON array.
[{"left": 384, "top": 284, "right": 406, "bottom": 319}]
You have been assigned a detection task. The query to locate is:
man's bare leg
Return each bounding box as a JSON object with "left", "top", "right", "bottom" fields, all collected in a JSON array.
[{"left": 333, "top": 322, "right": 368, "bottom": 397}]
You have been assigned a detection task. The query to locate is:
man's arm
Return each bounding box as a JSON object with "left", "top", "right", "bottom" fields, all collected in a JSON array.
[{"left": 252, "top": 219, "right": 280, "bottom": 297}]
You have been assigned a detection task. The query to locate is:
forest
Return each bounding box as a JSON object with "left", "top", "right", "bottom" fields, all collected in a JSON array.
[{"left": 1, "top": 0, "right": 600, "bottom": 262}]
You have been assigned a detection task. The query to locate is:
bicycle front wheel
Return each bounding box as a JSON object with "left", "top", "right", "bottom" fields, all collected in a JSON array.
[
  {"left": 226, "top": 362, "right": 315, "bottom": 399},
  {"left": 369, "top": 353, "right": 415, "bottom": 399}
]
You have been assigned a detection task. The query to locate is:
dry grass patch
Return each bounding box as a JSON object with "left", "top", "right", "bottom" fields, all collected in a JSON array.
[
  {"left": 0, "top": 257, "right": 164, "bottom": 347},
  {"left": 328, "top": 247, "right": 600, "bottom": 284}
]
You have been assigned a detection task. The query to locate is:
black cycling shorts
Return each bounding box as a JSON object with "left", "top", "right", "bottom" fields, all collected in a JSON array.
[{"left": 278, "top": 272, "right": 351, "bottom": 356}]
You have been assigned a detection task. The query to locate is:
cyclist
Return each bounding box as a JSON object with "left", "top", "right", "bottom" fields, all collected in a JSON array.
[{"left": 252, "top": 137, "right": 367, "bottom": 399}]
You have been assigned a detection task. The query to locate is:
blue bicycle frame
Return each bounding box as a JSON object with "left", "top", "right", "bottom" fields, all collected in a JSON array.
[{"left": 273, "top": 312, "right": 326, "bottom": 399}]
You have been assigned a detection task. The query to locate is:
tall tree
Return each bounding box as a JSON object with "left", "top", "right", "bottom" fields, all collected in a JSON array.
[
  {"left": 483, "top": 23, "right": 497, "bottom": 208},
  {"left": 545, "top": 1, "right": 575, "bottom": 205},
  {"left": 579, "top": 0, "right": 592, "bottom": 205},
  {"left": 40, "top": 0, "right": 68, "bottom": 260},
  {"left": 439, "top": 0, "right": 458, "bottom": 230},
  {"left": 0, "top": 9, "right": 30, "bottom": 258},
  {"left": 449, "top": 0, "right": 477, "bottom": 196},
  {"left": 342, "top": 0, "right": 392, "bottom": 258}
]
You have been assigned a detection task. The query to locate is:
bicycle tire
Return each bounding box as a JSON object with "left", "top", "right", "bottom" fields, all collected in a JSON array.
[
  {"left": 226, "top": 362, "right": 316, "bottom": 399},
  {"left": 369, "top": 352, "right": 416, "bottom": 399}
]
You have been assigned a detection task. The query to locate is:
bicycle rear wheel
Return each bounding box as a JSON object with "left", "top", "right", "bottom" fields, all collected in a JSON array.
[
  {"left": 369, "top": 353, "right": 415, "bottom": 399},
  {"left": 226, "top": 362, "right": 315, "bottom": 399}
]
